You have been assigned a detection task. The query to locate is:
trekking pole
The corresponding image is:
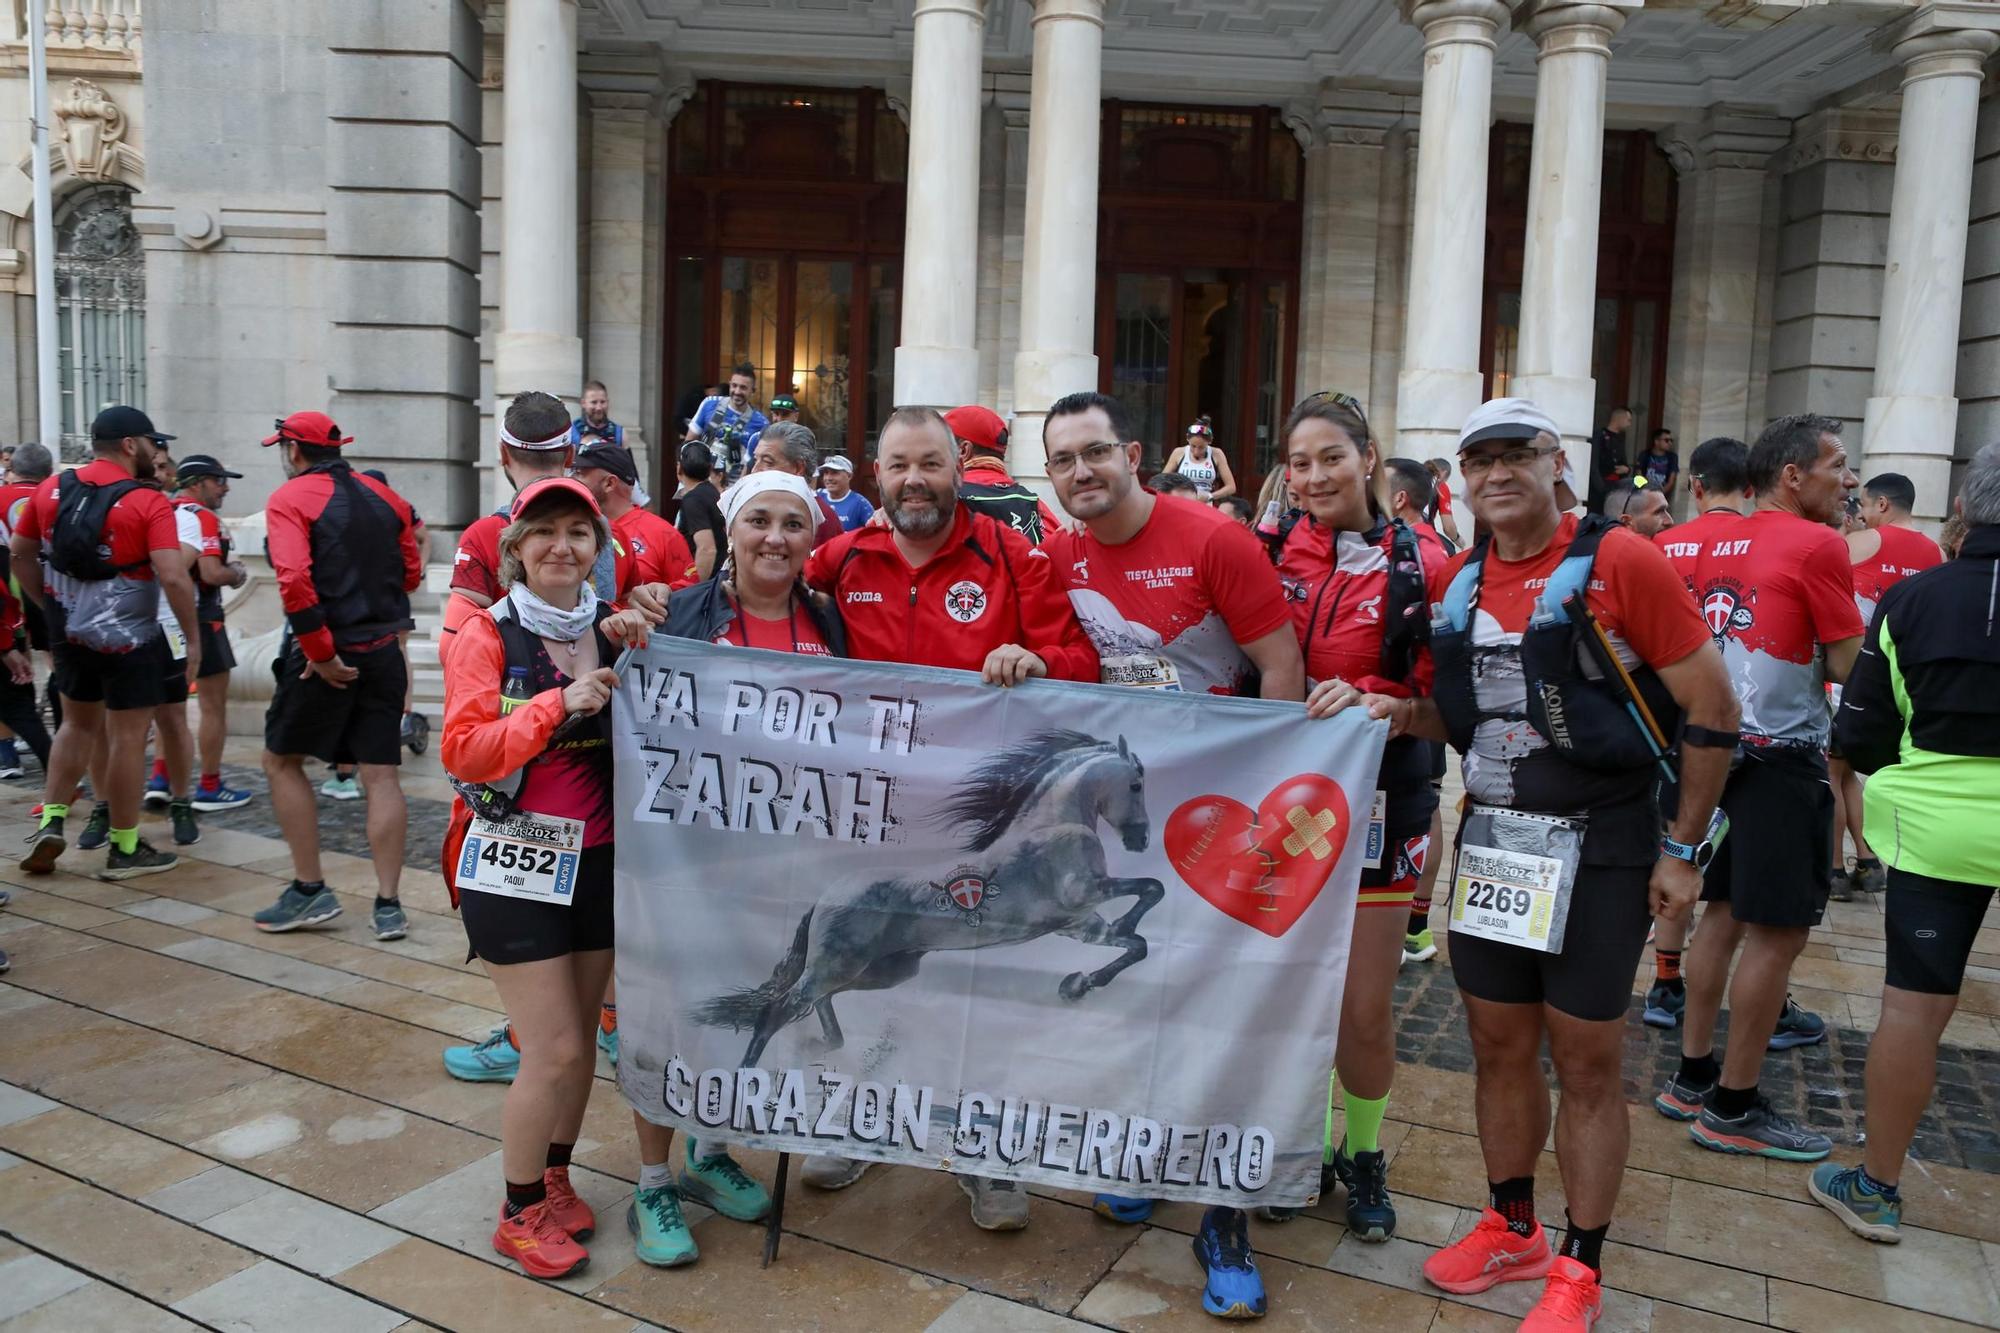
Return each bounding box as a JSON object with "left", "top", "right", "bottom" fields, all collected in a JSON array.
[
  {"left": 1562, "top": 593, "right": 1676, "bottom": 785},
  {"left": 762, "top": 1152, "right": 790, "bottom": 1267}
]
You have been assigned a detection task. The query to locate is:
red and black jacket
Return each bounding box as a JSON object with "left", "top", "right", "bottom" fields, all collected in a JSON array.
[{"left": 265, "top": 462, "right": 422, "bottom": 662}]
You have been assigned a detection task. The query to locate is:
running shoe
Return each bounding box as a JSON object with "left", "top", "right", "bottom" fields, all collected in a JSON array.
[
  {"left": 0, "top": 946, "right": 9, "bottom": 974},
  {"left": 1808, "top": 1162, "right": 1902, "bottom": 1243},
  {"left": 372, "top": 900, "right": 408, "bottom": 941},
  {"left": 1520, "top": 1255, "right": 1603, "bottom": 1332},
  {"left": 1333, "top": 1143, "right": 1396, "bottom": 1242},
  {"left": 1422, "top": 1209, "right": 1553, "bottom": 1294},
  {"left": 0, "top": 741, "right": 22, "bottom": 780},
  {"left": 19, "top": 815, "right": 64, "bottom": 875},
  {"left": 1767, "top": 996, "right": 1826, "bottom": 1051},
  {"left": 75, "top": 802, "right": 111, "bottom": 851},
  {"left": 543, "top": 1166, "right": 595, "bottom": 1240},
  {"left": 1642, "top": 980, "right": 1685, "bottom": 1029},
  {"left": 319, "top": 775, "right": 362, "bottom": 801},
  {"left": 628, "top": 1183, "right": 698, "bottom": 1266},
  {"left": 493, "top": 1199, "right": 589, "bottom": 1280},
  {"left": 680, "top": 1141, "right": 770, "bottom": 1222},
  {"left": 1828, "top": 869, "right": 1856, "bottom": 903},
  {"left": 253, "top": 882, "right": 342, "bottom": 932},
  {"left": 1402, "top": 927, "right": 1437, "bottom": 964},
  {"left": 143, "top": 773, "right": 170, "bottom": 809},
  {"left": 191, "top": 782, "right": 255, "bottom": 812},
  {"left": 1690, "top": 1096, "right": 1832, "bottom": 1161},
  {"left": 596, "top": 1023, "right": 620, "bottom": 1067},
  {"left": 1093, "top": 1193, "right": 1155, "bottom": 1224},
  {"left": 169, "top": 798, "right": 200, "bottom": 846},
  {"left": 401, "top": 711, "right": 431, "bottom": 756},
  {"left": 442, "top": 1027, "right": 519, "bottom": 1082},
  {"left": 1192, "top": 1206, "right": 1266, "bottom": 1319},
  {"left": 800, "top": 1155, "right": 869, "bottom": 1190},
  {"left": 0, "top": 886, "right": 10, "bottom": 906},
  {"left": 1653, "top": 1071, "right": 1714, "bottom": 1122},
  {"left": 101, "top": 839, "right": 178, "bottom": 881},
  {"left": 959, "top": 1174, "right": 1029, "bottom": 1231},
  {"left": 1851, "top": 859, "right": 1886, "bottom": 894}
]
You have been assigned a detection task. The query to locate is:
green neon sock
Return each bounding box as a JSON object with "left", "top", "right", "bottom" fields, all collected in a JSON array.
[
  {"left": 40, "top": 802, "right": 69, "bottom": 828},
  {"left": 109, "top": 826, "right": 139, "bottom": 855},
  {"left": 1322, "top": 1072, "right": 1339, "bottom": 1164},
  {"left": 1343, "top": 1090, "right": 1390, "bottom": 1157}
]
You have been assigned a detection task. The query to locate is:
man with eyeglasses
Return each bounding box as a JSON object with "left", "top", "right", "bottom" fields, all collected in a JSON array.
[
  {"left": 1636, "top": 428, "right": 1680, "bottom": 501},
  {"left": 1320, "top": 398, "right": 1737, "bottom": 1332}
]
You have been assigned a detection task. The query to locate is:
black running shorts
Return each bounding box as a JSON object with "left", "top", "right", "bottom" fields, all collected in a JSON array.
[
  {"left": 198, "top": 622, "right": 237, "bottom": 678},
  {"left": 264, "top": 641, "right": 406, "bottom": 766},
  {"left": 1448, "top": 864, "right": 1653, "bottom": 1022},
  {"left": 460, "top": 843, "right": 616, "bottom": 965},
  {"left": 52, "top": 632, "right": 178, "bottom": 712},
  {"left": 1700, "top": 750, "right": 1834, "bottom": 929},
  {"left": 1884, "top": 867, "right": 1995, "bottom": 996}
]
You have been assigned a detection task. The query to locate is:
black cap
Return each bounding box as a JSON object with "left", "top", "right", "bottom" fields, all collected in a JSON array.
[
  {"left": 92, "top": 404, "right": 173, "bottom": 444},
  {"left": 574, "top": 442, "right": 638, "bottom": 486},
  {"left": 174, "top": 454, "right": 242, "bottom": 484}
]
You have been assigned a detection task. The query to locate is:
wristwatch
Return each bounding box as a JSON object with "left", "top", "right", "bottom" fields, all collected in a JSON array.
[{"left": 1660, "top": 835, "right": 1714, "bottom": 870}]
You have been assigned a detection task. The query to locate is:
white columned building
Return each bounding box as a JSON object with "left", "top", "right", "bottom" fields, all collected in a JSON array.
[
  {"left": 494, "top": 0, "right": 583, "bottom": 420},
  {"left": 1511, "top": 0, "right": 1632, "bottom": 462},
  {"left": 1395, "top": 0, "right": 1512, "bottom": 462},
  {"left": 1861, "top": 5, "right": 2000, "bottom": 518},
  {"left": 1008, "top": 0, "right": 1104, "bottom": 487},
  {"left": 895, "top": 0, "right": 987, "bottom": 410}
]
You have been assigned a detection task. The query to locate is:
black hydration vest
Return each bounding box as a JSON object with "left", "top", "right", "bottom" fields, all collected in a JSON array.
[{"left": 1430, "top": 515, "right": 1680, "bottom": 822}]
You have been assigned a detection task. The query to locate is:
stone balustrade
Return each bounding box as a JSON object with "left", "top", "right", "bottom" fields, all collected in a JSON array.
[{"left": 1, "top": 0, "right": 141, "bottom": 51}]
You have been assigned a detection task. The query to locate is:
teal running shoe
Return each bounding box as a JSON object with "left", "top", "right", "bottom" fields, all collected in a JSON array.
[
  {"left": 253, "top": 882, "right": 341, "bottom": 932},
  {"left": 1808, "top": 1162, "right": 1901, "bottom": 1243},
  {"left": 1332, "top": 1142, "right": 1396, "bottom": 1242},
  {"left": 628, "top": 1183, "right": 698, "bottom": 1266},
  {"left": 1092, "top": 1193, "right": 1154, "bottom": 1224},
  {"left": 597, "top": 1023, "right": 620, "bottom": 1067},
  {"left": 679, "top": 1141, "right": 770, "bottom": 1222},
  {"left": 1193, "top": 1205, "right": 1266, "bottom": 1319},
  {"left": 443, "top": 1027, "right": 519, "bottom": 1083}
]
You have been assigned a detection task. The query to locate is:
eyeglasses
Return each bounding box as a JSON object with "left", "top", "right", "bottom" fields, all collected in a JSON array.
[
  {"left": 1046, "top": 441, "right": 1123, "bottom": 476},
  {"left": 1460, "top": 444, "right": 1556, "bottom": 477},
  {"left": 1298, "top": 390, "right": 1371, "bottom": 439}
]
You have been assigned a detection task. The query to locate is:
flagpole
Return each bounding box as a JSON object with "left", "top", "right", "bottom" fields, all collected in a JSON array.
[{"left": 28, "top": 2, "right": 61, "bottom": 452}]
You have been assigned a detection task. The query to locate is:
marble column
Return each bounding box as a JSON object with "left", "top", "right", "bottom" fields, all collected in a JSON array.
[
  {"left": 1510, "top": 0, "right": 1634, "bottom": 466},
  {"left": 584, "top": 87, "right": 653, "bottom": 480},
  {"left": 1292, "top": 91, "right": 1402, "bottom": 410},
  {"left": 1861, "top": 15, "right": 1999, "bottom": 518},
  {"left": 494, "top": 0, "right": 582, "bottom": 412},
  {"left": 1657, "top": 112, "right": 1791, "bottom": 495},
  {"left": 896, "top": 0, "right": 987, "bottom": 409},
  {"left": 1009, "top": 0, "right": 1104, "bottom": 490},
  {"left": 1394, "top": 0, "right": 1511, "bottom": 459}
]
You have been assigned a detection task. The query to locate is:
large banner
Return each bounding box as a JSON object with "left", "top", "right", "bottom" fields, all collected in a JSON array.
[{"left": 612, "top": 640, "right": 1387, "bottom": 1209}]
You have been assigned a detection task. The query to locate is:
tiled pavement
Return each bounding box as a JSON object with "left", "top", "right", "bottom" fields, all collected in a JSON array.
[{"left": 3, "top": 739, "right": 1999, "bottom": 1331}]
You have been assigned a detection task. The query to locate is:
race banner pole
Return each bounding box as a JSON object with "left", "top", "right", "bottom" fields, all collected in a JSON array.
[{"left": 761, "top": 1153, "right": 790, "bottom": 1267}]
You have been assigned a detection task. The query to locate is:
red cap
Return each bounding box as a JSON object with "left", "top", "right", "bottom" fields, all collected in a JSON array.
[
  {"left": 261, "top": 410, "right": 354, "bottom": 448},
  {"left": 509, "top": 476, "right": 603, "bottom": 520},
  {"left": 944, "top": 405, "right": 1008, "bottom": 455}
]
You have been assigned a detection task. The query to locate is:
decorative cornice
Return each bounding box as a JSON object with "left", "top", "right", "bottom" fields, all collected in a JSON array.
[
  {"left": 1773, "top": 106, "right": 1900, "bottom": 175},
  {"left": 54, "top": 78, "right": 127, "bottom": 183},
  {"left": 1655, "top": 110, "right": 1791, "bottom": 176}
]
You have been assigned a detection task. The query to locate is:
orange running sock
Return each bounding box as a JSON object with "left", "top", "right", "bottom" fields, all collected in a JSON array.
[{"left": 599, "top": 1003, "right": 617, "bottom": 1035}]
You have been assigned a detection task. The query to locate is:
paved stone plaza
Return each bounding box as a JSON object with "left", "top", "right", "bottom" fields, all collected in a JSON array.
[{"left": 1, "top": 738, "right": 1998, "bottom": 1332}]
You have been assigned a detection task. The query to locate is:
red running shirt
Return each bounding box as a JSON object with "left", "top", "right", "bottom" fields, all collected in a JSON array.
[
  {"left": 1851, "top": 523, "right": 1944, "bottom": 624},
  {"left": 1655, "top": 508, "right": 1745, "bottom": 594},
  {"left": 613, "top": 507, "right": 698, "bottom": 590},
  {"left": 716, "top": 606, "right": 833, "bottom": 657},
  {"left": 1043, "top": 494, "right": 1289, "bottom": 694}
]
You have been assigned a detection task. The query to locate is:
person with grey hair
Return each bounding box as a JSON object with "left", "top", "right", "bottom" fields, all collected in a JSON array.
[
  {"left": 1812, "top": 441, "right": 2000, "bottom": 1244},
  {"left": 1600, "top": 478, "right": 1672, "bottom": 539},
  {"left": 748, "top": 419, "right": 843, "bottom": 546}
]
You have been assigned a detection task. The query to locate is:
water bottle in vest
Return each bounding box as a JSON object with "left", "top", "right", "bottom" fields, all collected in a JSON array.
[
  {"left": 500, "top": 666, "right": 532, "bottom": 715},
  {"left": 1257, "top": 499, "right": 1283, "bottom": 539}
]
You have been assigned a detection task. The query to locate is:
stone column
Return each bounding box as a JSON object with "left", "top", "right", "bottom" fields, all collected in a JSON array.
[
  {"left": 583, "top": 86, "right": 653, "bottom": 480},
  {"left": 1657, "top": 112, "right": 1791, "bottom": 489},
  {"left": 1291, "top": 91, "right": 1402, "bottom": 405},
  {"left": 1394, "top": 0, "right": 1510, "bottom": 459},
  {"left": 1008, "top": 0, "right": 1104, "bottom": 489},
  {"left": 895, "top": 0, "right": 987, "bottom": 408},
  {"left": 494, "top": 0, "right": 582, "bottom": 413},
  {"left": 1861, "top": 14, "right": 1999, "bottom": 518},
  {"left": 1510, "top": 0, "right": 1634, "bottom": 466}
]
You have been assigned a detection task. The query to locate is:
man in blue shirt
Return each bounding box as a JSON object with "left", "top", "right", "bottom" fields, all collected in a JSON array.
[
  {"left": 686, "top": 363, "right": 768, "bottom": 481},
  {"left": 816, "top": 455, "right": 874, "bottom": 530},
  {"left": 1636, "top": 427, "right": 1680, "bottom": 502},
  {"left": 571, "top": 380, "right": 624, "bottom": 449}
]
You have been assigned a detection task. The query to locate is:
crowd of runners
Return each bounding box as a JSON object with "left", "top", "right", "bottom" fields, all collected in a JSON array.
[{"left": 4, "top": 377, "right": 1995, "bottom": 1332}]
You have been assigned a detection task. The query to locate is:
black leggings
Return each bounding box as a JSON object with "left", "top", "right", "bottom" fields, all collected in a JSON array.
[{"left": 0, "top": 675, "right": 51, "bottom": 769}]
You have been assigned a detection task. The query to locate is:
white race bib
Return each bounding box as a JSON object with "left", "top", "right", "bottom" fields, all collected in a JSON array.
[
  {"left": 1448, "top": 807, "right": 1585, "bottom": 954},
  {"left": 164, "top": 622, "right": 187, "bottom": 661},
  {"left": 457, "top": 810, "right": 585, "bottom": 905},
  {"left": 1363, "top": 789, "right": 1388, "bottom": 870},
  {"left": 1098, "top": 653, "right": 1183, "bottom": 691}
]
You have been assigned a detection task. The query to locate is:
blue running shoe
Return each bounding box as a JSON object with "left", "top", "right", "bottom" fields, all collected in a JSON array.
[
  {"left": 1093, "top": 1193, "right": 1154, "bottom": 1224},
  {"left": 1332, "top": 1143, "right": 1396, "bottom": 1242},
  {"left": 75, "top": 802, "right": 111, "bottom": 851},
  {"left": 1192, "top": 1206, "right": 1266, "bottom": 1320},
  {"left": 191, "top": 782, "right": 255, "bottom": 812},
  {"left": 143, "top": 773, "right": 169, "bottom": 808},
  {"left": 597, "top": 1023, "right": 620, "bottom": 1067},
  {"left": 1642, "top": 980, "right": 1685, "bottom": 1030},
  {"left": 1808, "top": 1162, "right": 1901, "bottom": 1243},
  {"left": 253, "top": 882, "right": 341, "bottom": 932},
  {"left": 443, "top": 1027, "right": 519, "bottom": 1082},
  {"left": 1767, "top": 995, "right": 1826, "bottom": 1051}
]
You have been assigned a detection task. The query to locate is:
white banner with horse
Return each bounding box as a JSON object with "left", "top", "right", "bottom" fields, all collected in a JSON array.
[{"left": 610, "top": 639, "right": 1386, "bottom": 1209}]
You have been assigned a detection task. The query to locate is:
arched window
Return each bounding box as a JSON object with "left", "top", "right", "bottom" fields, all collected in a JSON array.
[{"left": 54, "top": 184, "right": 145, "bottom": 457}]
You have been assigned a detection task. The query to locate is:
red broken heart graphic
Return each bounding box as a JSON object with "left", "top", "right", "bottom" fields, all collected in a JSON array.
[{"left": 1164, "top": 775, "right": 1352, "bottom": 937}]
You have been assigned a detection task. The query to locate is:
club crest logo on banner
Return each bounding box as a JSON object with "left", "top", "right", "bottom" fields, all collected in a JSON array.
[{"left": 611, "top": 639, "right": 1385, "bottom": 1208}]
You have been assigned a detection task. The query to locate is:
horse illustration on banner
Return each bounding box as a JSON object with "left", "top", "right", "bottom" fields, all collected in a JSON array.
[{"left": 695, "top": 730, "right": 1165, "bottom": 1067}]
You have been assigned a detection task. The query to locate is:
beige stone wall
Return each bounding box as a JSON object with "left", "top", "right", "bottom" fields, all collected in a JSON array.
[{"left": 1958, "top": 70, "right": 2000, "bottom": 468}]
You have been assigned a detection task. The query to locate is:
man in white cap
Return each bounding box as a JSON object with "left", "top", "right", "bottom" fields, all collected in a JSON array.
[
  {"left": 1317, "top": 397, "right": 1739, "bottom": 1332},
  {"left": 815, "top": 455, "right": 873, "bottom": 531}
]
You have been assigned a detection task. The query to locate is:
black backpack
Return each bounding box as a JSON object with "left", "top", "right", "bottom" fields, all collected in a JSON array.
[{"left": 48, "top": 470, "right": 146, "bottom": 581}]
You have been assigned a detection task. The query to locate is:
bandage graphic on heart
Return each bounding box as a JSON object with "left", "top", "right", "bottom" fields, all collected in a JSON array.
[{"left": 1163, "top": 775, "right": 1351, "bottom": 937}]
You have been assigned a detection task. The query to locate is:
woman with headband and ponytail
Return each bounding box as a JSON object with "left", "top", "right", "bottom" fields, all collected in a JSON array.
[{"left": 1163, "top": 416, "right": 1237, "bottom": 502}]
